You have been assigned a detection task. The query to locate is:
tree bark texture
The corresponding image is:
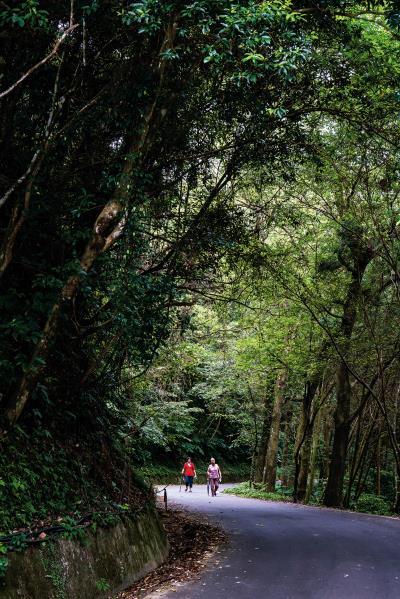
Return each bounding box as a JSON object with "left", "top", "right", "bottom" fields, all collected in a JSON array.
[
  {"left": 323, "top": 360, "right": 352, "bottom": 507},
  {"left": 263, "top": 370, "right": 287, "bottom": 491},
  {"left": 323, "top": 247, "right": 372, "bottom": 507},
  {"left": 5, "top": 201, "right": 126, "bottom": 424}
]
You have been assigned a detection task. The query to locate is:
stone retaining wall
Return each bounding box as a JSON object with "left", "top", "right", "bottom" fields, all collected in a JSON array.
[{"left": 0, "top": 505, "right": 168, "bottom": 599}]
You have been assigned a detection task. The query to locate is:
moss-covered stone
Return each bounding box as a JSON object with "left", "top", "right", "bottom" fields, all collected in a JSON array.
[{"left": 0, "top": 506, "right": 168, "bottom": 599}]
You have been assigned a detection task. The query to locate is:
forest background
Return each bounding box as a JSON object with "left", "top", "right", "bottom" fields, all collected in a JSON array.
[{"left": 1, "top": 0, "right": 400, "bottom": 558}]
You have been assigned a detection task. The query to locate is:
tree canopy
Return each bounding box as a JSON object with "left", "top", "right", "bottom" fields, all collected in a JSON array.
[{"left": 1, "top": 0, "right": 400, "bottom": 542}]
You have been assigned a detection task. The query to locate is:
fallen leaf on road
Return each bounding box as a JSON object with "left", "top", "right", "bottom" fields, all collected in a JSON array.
[{"left": 114, "top": 507, "right": 227, "bottom": 598}]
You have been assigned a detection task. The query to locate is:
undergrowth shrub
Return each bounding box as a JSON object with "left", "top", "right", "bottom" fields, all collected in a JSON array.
[
  {"left": 354, "top": 494, "right": 391, "bottom": 516},
  {"left": 0, "top": 426, "right": 148, "bottom": 532},
  {"left": 224, "top": 481, "right": 291, "bottom": 502}
]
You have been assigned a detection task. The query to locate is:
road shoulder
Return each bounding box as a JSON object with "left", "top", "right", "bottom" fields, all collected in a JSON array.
[{"left": 114, "top": 506, "right": 227, "bottom": 599}]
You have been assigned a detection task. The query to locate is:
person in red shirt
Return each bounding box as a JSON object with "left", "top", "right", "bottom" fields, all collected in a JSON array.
[{"left": 181, "top": 457, "right": 196, "bottom": 492}]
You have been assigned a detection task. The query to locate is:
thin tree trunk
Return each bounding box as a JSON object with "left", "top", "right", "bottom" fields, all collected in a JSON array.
[
  {"left": 393, "top": 382, "right": 400, "bottom": 512},
  {"left": 262, "top": 370, "right": 287, "bottom": 491},
  {"left": 344, "top": 411, "right": 362, "bottom": 508},
  {"left": 295, "top": 379, "right": 319, "bottom": 501},
  {"left": 376, "top": 424, "right": 382, "bottom": 496},
  {"left": 280, "top": 409, "right": 292, "bottom": 487},
  {"left": 305, "top": 407, "right": 322, "bottom": 503},
  {"left": 254, "top": 392, "right": 271, "bottom": 482},
  {"left": 0, "top": 53, "right": 64, "bottom": 278},
  {"left": 248, "top": 386, "right": 259, "bottom": 487},
  {"left": 321, "top": 408, "right": 332, "bottom": 480},
  {"left": 345, "top": 393, "right": 375, "bottom": 507},
  {"left": 354, "top": 443, "right": 377, "bottom": 501},
  {"left": 394, "top": 465, "right": 400, "bottom": 513},
  {"left": 4, "top": 21, "right": 179, "bottom": 426}
]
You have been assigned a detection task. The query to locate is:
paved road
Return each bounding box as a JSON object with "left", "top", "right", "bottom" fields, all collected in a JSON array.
[{"left": 157, "top": 484, "right": 400, "bottom": 599}]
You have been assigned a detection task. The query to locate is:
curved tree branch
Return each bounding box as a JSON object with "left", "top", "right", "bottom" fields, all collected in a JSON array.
[{"left": 0, "top": 24, "right": 78, "bottom": 101}]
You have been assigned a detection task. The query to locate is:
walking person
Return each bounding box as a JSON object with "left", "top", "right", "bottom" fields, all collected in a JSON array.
[
  {"left": 182, "top": 457, "right": 197, "bottom": 492},
  {"left": 207, "top": 457, "right": 222, "bottom": 497}
]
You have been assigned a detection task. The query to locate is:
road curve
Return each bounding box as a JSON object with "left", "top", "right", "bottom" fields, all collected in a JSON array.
[{"left": 155, "top": 484, "right": 400, "bottom": 599}]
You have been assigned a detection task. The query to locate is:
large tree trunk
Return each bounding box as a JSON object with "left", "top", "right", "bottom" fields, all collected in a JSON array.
[
  {"left": 323, "top": 361, "right": 352, "bottom": 506},
  {"left": 4, "top": 200, "right": 126, "bottom": 425},
  {"left": 323, "top": 247, "right": 371, "bottom": 507},
  {"left": 262, "top": 370, "right": 287, "bottom": 491}
]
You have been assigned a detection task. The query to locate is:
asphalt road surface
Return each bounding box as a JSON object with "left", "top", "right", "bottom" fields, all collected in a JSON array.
[{"left": 156, "top": 484, "right": 400, "bottom": 599}]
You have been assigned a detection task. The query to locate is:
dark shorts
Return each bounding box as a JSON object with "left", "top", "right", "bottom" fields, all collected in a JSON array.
[{"left": 185, "top": 475, "right": 194, "bottom": 487}]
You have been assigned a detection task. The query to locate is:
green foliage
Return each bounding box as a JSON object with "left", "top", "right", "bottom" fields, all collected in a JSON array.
[
  {"left": 60, "top": 518, "right": 87, "bottom": 544},
  {"left": 0, "top": 424, "right": 145, "bottom": 532},
  {"left": 0, "top": 0, "right": 49, "bottom": 30},
  {"left": 227, "top": 486, "right": 394, "bottom": 517},
  {"left": 224, "top": 482, "right": 291, "bottom": 502},
  {"left": 9, "top": 533, "right": 28, "bottom": 553},
  {"left": 95, "top": 578, "right": 111, "bottom": 592},
  {"left": 0, "top": 432, "right": 78, "bottom": 530},
  {"left": 91, "top": 512, "right": 120, "bottom": 530},
  {"left": 354, "top": 494, "right": 391, "bottom": 516},
  {"left": 1, "top": 0, "right": 400, "bottom": 532}
]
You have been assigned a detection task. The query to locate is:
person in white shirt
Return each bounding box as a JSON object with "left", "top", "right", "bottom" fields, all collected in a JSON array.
[{"left": 207, "top": 457, "right": 222, "bottom": 497}]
